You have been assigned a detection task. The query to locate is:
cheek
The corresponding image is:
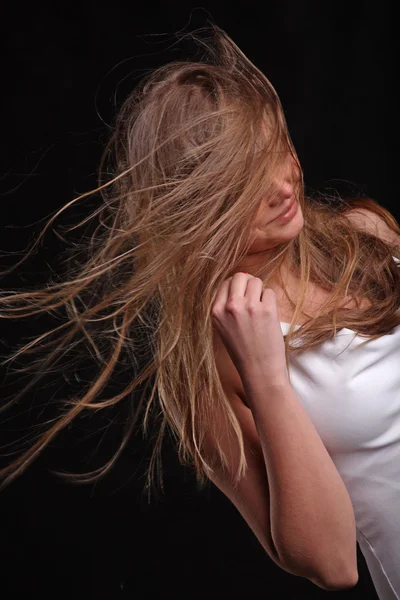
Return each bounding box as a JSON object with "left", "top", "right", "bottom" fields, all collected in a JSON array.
[
  {"left": 247, "top": 227, "right": 276, "bottom": 253},
  {"left": 248, "top": 204, "right": 304, "bottom": 253}
]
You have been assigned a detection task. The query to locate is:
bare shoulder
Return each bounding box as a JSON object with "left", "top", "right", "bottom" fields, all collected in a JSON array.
[
  {"left": 208, "top": 328, "right": 332, "bottom": 583},
  {"left": 212, "top": 327, "right": 248, "bottom": 405},
  {"left": 204, "top": 328, "right": 282, "bottom": 565},
  {"left": 345, "top": 207, "right": 400, "bottom": 248}
]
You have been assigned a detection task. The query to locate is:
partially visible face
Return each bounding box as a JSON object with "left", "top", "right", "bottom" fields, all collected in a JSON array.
[{"left": 244, "top": 154, "right": 304, "bottom": 259}]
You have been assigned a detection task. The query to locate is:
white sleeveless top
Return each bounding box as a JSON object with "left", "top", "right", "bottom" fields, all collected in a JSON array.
[{"left": 279, "top": 256, "right": 400, "bottom": 599}]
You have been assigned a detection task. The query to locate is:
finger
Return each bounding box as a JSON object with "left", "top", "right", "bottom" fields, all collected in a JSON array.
[
  {"left": 243, "top": 276, "right": 264, "bottom": 302},
  {"left": 228, "top": 272, "right": 252, "bottom": 303},
  {"left": 261, "top": 285, "right": 278, "bottom": 314},
  {"left": 213, "top": 272, "right": 249, "bottom": 312}
]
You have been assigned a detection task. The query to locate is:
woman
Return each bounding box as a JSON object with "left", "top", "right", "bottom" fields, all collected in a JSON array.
[{"left": 1, "top": 25, "right": 399, "bottom": 597}]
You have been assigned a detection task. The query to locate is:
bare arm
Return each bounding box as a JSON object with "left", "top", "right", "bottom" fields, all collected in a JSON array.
[
  {"left": 205, "top": 330, "right": 358, "bottom": 590},
  {"left": 241, "top": 369, "right": 358, "bottom": 587},
  {"left": 209, "top": 272, "right": 358, "bottom": 589}
]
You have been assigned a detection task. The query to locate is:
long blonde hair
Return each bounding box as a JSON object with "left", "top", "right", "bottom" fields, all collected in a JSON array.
[{"left": 1, "top": 26, "right": 399, "bottom": 498}]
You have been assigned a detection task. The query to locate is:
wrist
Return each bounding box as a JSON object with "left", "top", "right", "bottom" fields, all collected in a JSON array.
[{"left": 241, "top": 367, "right": 290, "bottom": 397}]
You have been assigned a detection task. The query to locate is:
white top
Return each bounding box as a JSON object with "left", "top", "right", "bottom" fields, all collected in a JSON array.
[{"left": 280, "top": 256, "right": 400, "bottom": 599}]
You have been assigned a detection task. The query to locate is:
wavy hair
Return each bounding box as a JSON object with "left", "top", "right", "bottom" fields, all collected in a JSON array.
[{"left": 1, "top": 26, "right": 399, "bottom": 497}]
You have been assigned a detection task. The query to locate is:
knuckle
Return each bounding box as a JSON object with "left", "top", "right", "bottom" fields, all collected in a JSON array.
[
  {"left": 247, "top": 303, "right": 258, "bottom": 314},
  {"left": 261, "top": 304, "right": 274, "bottom": 316},
  {"left": 211, "top": 305, "right": 221, "bottom": 317},
  {"left": 226, "top": 299, "right": 241, "bottom": 314}
]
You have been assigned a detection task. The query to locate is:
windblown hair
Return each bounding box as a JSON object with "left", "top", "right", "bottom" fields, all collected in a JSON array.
[{"left": 0, "top": 26, "right": 399, "bottom": 497}]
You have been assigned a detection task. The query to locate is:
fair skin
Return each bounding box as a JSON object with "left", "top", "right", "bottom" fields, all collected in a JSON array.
[
  {"left": 208, "top": 161, "right": 397, "bottom": 588},
  {"left": 236, "top": 155, "right": 306, "bottom": 324},
  {"left": 238, "top": 155, "right": 304, "bottom": 271},
  {"left": 208, "top": 162, "right": 360, "bottom": 588},
  {"left": 237, "top": 165, "right": 391, "bottom": 324}
]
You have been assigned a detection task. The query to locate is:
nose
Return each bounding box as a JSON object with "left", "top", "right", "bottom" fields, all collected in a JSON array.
[
  {"left": 268, "top": 157, "right": 300, "bottom": 207},
  {"left": 268, "top": 178, "right": 295, "bottom": 209},
  {"left": 277, "top": 179, "right": 294, "bottom": 199}
]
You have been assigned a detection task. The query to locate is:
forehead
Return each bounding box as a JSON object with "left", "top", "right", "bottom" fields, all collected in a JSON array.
[{"left": 254, "top": 114, "right": 291, "bottom": 160}]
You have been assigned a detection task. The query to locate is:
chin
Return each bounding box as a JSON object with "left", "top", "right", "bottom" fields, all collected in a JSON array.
[
  {"left": 248, "top": 208, "right": 304, "bottom": 254},
  {"left": 274, "top": 203, "right": 304, "bottom": 239},
  {"left": 285, "top": 206, "right": 304, "bottom": 233}
]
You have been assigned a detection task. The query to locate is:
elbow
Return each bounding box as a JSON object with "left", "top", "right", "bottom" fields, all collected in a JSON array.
[
  {"left": 313, "top": 569, "right": 359, "bottom": 591},
  {"left": 279, "top": 550, "right": 359, "bottom": 591},
  {"left": 313, "top": 551, "right": 359, "bottom": 591}
]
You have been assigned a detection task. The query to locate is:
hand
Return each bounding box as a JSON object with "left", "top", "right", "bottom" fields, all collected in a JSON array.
[{"left": 211, "top": 272, "right": 289, "bottom": 388}]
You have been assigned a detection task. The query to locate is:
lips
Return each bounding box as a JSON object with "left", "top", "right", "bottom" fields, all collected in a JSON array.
[{"left": 274, "top": 197, "right": 295, "bottom": 221}]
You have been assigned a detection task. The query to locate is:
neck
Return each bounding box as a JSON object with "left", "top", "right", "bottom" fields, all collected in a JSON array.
[{"left": 234, "top": 248, "right": 292, "bottom": 282}]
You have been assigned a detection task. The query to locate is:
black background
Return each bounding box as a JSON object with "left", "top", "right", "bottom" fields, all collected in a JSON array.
[{"left": 1, "top": 1, "right": 397, "bottom": 598}]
